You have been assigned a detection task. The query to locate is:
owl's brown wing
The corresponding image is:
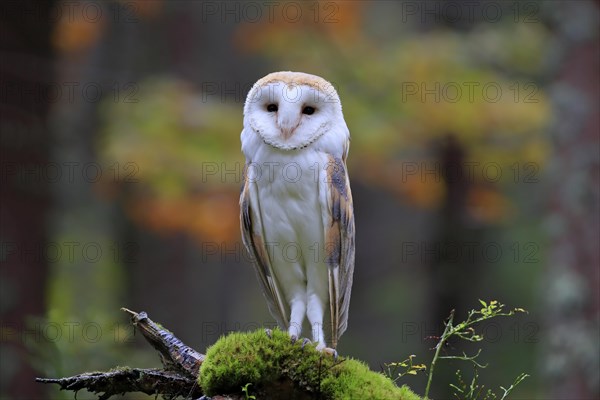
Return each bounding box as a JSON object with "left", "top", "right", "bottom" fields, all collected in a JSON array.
[
  {"left": 240, "top": 169, "right": 289, "bottom": 330},
  {"left": 322, "top": 151, "right": 355, "bottom": 349}
]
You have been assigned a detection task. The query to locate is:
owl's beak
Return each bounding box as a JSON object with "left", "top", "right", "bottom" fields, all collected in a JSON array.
[
  {"left": 277, "top": 114, "right": 300, "bottom": 140},
  {"left": 280, "top": 126, "right": 297, "bottom": 139}
]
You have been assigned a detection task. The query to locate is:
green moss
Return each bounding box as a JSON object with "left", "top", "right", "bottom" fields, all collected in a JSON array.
[
  {"left": 321, "top": 359, "right": 420, "bottom": 400},
  {"left": 199, "top": 329, "right": 421, "bottom": 400}
]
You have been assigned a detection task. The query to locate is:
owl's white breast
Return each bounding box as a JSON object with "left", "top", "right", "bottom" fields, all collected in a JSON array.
[
  {"left": 243, "top": 133, "right": 335, "bottom": 271},
  {"left": 252, "top": 143, "right": 326, "bottom": 237}
]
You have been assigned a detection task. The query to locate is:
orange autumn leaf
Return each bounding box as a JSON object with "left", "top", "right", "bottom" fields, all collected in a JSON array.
[
  {"left": 52, "top": 10, "right": 105, "bottom": 53},
  {"left": 320, "top": 1, "right": 363, "bottom": 43},
  {"left": 466, "top": 185, "right": 514, "bottom": 224},
  {"left": 117, "top": 0, "right": 164, "bottom": 19},
  {"left": 397, "top": 172, "right": 446, "bottom": 210}
]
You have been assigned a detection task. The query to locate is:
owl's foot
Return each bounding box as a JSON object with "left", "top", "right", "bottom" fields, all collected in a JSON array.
[
  {"left": 287, "top": 335, "right": 314, "bottom": 349},
  {"left": 314, "top": 341, "right": 338, "bottom": 358},
  {"left": 298, "top": 339, "right": 338, "bottom": 359},
  {"left": 264, "top": 328, "right": 272, "bottom": 339},
  {"left": 321, "top": 347, "right": 338, "bottom": 360}
]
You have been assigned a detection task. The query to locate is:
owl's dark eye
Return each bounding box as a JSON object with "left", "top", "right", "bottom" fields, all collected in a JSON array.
[
  {"left": 302, "top": 106, "right": 315, "bottom": 115},
  {"left": 266, "top": 104, "right": 278, "bottom": 112}
]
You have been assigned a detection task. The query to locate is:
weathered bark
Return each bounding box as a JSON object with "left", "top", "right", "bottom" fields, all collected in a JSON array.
[{"left": 36, "top": 368, "right": 201, "bottom": 400}]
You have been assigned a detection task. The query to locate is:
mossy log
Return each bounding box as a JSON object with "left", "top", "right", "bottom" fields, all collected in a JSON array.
[{"left": 36, "top": 309, "right": 420, "bottom": 399}]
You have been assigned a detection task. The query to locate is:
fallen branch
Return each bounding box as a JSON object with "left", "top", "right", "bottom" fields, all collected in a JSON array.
[
  {"left": 36, "top": 308, "right": 205, "bottom": 399},
  {"left": 36, "top": 368, "right": 200, "bottom": 400}
]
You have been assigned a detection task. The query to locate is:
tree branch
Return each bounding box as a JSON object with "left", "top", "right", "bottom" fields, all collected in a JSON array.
[
  {"left": 37, "top": 308, "right": 206, "bottom": 399},
  {"left": 36, "top": 368, "right": 201, "bottom": 400}
]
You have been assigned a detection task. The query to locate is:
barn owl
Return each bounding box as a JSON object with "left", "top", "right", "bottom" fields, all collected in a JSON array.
[{"left": 240, "top": 71, "right": 355, "bottom": 351}]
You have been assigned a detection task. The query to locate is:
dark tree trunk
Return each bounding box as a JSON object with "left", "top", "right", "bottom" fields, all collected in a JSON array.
[
  {"left": 426, "top": 134, "right": 486, "bottom": 400},
  {"left": 0, "top": 1, "right": 54, "bottom": 398}
]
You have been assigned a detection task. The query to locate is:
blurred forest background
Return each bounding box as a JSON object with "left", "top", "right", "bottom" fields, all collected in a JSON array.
[{"left": 1, "top": 1, "right": 598, "bottom": 399}]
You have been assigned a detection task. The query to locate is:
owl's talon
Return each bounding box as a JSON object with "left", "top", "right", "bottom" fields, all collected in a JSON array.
[
  {"left": 290, "top": 334, "right": 298, "bottom": 344},
  {"left": 301, "top": 338, "right": 312, "bottom": 349},
  {"left": 322, "top": 347, "right": 338, "bottom": 359},
  {"left": 264, "top": 328, "right": 272, "bottom": 339}
]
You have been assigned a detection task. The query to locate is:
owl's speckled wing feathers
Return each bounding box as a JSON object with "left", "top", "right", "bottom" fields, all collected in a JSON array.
[
  {"left": 240, "top": 171, "right": 290, "bottom": 330},
  {"left": 322, "top": 149, "right": 355, "bottom": 348}
]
